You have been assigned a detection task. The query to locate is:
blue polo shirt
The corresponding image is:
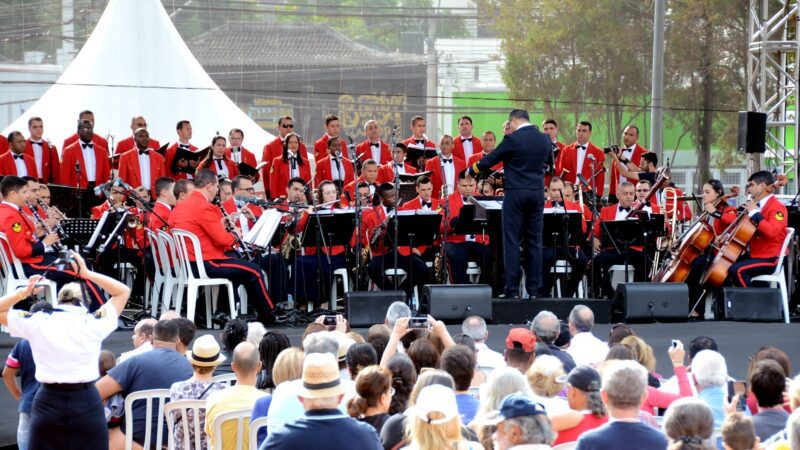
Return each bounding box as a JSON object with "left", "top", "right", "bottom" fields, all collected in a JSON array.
[
  {"left": 6, "top": 339, "right": 39, "bottom": 414},
  {"left": 262, "top": 408, "right": 381, "bottom": 450}
]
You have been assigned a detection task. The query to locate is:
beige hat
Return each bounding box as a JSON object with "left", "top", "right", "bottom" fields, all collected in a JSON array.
[
  {"left": 300, "top": 352, "right": 345, "bottom": 399},
  {"left": 331, "top": 331, "right": 356, "bottom": 362},
  {"left": 186, "top": 335, "right": 226, "bottom": 367},
  {"left": 408, "top": 384, "right": 459, "bottom": 425}
]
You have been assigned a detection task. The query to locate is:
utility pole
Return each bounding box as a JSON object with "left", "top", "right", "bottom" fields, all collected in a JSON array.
[{"left": 650, "top": 0, "right": 665, "bottom": 160}]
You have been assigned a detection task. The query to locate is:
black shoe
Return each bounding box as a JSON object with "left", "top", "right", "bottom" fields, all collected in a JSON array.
[{"left": 499, "top": 292, "right": 521, "bottom": 299}]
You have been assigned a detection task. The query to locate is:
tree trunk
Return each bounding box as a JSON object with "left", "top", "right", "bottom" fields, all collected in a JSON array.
[{"left": 694, "top": 9, "right": 714, "bottom": 193}]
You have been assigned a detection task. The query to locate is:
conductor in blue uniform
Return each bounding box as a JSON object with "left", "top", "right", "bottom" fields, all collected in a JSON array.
[{"left": 467, "top": 109, "right": 550, "bottom": 298}]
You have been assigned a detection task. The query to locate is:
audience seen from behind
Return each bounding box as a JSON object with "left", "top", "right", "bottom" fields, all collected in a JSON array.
[
  {"left": 482, "top": 393, "right": 555, "bottom": 450},
  {"left": 461, "top": 315, "right": 506, "bottom": 372},
  {"left": 531, "top": 310, "right": 576, "bottom": 372},
  {"left": 525, "top": 354, "right": 570, "bottom": 415},
  {"left": 504, "top": 328, "right": 537, "bottom": 374},
  {"left": 404, "top": 384, "right": 482, "bottom": 450},
  {"left": 255, "top": 330, "right": 291, "bottom": 391},
  {"left": 441, "top": 344, "right": 481, "bottom": 425},
  {"left": 749, "top": 359, "right": 790, "bottom": 441},
  {"left": 566, "top": 305, "right": 609, "bottom": 368},
  {"left": 663, "top": 397, "right": 716, "bottom": 450},
  {"left": 347, "top": 365, "right": 393, "bottom": 433},
  {"left": 721, "top": 412, "right": 759, "bottom": 450}
]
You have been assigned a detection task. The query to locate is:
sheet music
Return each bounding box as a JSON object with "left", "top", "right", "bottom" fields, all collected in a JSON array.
[{"left": 246, "top": 209, "right": 283, "bottom": 248}]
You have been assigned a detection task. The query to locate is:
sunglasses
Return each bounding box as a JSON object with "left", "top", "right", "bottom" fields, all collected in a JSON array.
[{"left": 281, "top": 124, "right": 294, "bottom": 129}]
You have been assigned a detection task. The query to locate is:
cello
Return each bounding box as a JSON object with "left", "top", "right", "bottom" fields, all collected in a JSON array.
[
  {"left": 654, "top": 186, "right": 739, "bottom": 283},
  {"left": 699, "top": 174, "right": 787, "bottom": 289}
]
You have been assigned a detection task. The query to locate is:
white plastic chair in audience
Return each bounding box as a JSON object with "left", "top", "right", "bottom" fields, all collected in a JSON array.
[
  {"left": 124, "top": 388, "right": 170, "bottom": 450},
  {"left": 211, "top": 408, "right": 252, "bottom": 450},
  {"left": 248, "top": 416, "right": 268, "bottom": 450},
  {"left": 163, "top": 399, "right": 206, "bottom": 450},
  {"left": 0, "top": 232, "right": 58, "bottom": 305},
  {"left": 751, "top": 227, "right": 795, "bottom": 323},
  {"left": 551, "top": 442, "right": 578, "bottom": 450},
  {"left": 157, "top": 230, "right": 183, "bottom": 314},
  {"left": 211, "top": 373, "right": 237, "bottom": 388},
  {"left": 171, "top": 229, "right": 236, "bottom": 328},
  {"left": 146, "top": 229, "right": 166, "bottom": 317}
]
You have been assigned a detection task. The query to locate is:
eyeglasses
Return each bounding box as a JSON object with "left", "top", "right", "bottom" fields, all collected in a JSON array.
[
  {"left": 240, "top": 187, "right": 255, "bottom": 193},
  {"left": 281, "top": 124, "right": 294, "bottom": 129}
]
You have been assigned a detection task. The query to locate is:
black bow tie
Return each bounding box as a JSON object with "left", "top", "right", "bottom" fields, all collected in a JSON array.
[
  {"left": 32, "top": 141, "right": 43, "bottom": 146},
  {"left": 577, "top": 145, "right": 586, "bottom": 151},
  {"left": 462, "top": 137, "right": 472, "bottom": 142},
  {"left": 231, "top": 147, "right": 240, "bottom": 153},
  {"left": 443, "top": 158, "right": 452, "bottom": 164},
  {"left": 371, "top": 142, "right": 380, "bottom": 148},
  {"left": 138, "top": 149, "right": 149, "bottom": 155},
  {"left": 179, "top": 144, "right": 190, "bottom": 149},
  {"left": 386, "top": 206, "right": 394, "bottom": 213},
  {"left": 12, "top": 154, "right": 23, "bottom": 160},
  {"left": 619, "top": 206, "right": 631, "bottom": 212},
  {"left": 394, "top": 163, "right": 403, "bottom": 167},
  {"left": 462, "top": 197, "right": 469, "bottom": 203},
  {"left": 422, "top": 201, "right": 432, "bottom": 208},
  {"left": 415, "top": 139, "right": 425, "bottom": 144},
  {"left": 81, "top": 142, "right": 94, "bottom": 149}
]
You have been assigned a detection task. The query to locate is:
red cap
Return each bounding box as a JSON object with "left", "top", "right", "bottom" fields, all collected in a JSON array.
[{"left": 505, "top": 328, "right": 536, "bottom": 353}]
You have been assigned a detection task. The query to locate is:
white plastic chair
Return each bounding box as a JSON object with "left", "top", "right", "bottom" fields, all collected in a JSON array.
[
  {"left": 551, "top": 260, "right": 585, "bottom": 298},
  {"left": 211, "top": 373, "right": 237, "bottom": 388},
  {"left": 609, "top": 264, "right": 634, "bottom": 291},
  {"left": 329, "top": 267, "right": 350, "bottom": 310},
  {"left": 751, "top": 227, "right": 794, "bottom": 323},
  {"left": 157, "top": 230, "right": 183, "bottom": 314},
  {"left": 171, "top": 229, "right": 236, "bottom": 328},
  {"left": 146, "top": 229, "right": 166, "bottom": 317},
  {"left": 164, "top": 399, "right": 206, "bottom": 450},
  {"left": 124, "top": 388, "right": 170, "bottom": 450},
  {"left": 211, "top": 408, "right": 252, "bottom": 450},
  {"left": 248, "top": 416, "right": 268, "bottom": 450},
  {"left": 0, "top": 233, "right": 58, "bottom": 305}
]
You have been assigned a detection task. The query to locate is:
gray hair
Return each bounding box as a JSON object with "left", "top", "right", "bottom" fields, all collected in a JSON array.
[
  {"left": 303, "top": 332, "right": 339, "bottom": 357},
  {"left": 134, "top": 318, "right": 157, "bottom": 338},
  {"left": 461, "top": 316, "right": 487, "bottom": 342},
  {"left": 506, "top": 414, "right": 555, "bottom": 446},
  {"left": 691, "top": 350, "right": 728, "bottom": 389},
  {"left": 568, "top": 305, "right": 594, "bottom": 333},
  {"left": 477, "top": 367, "right": 532, "bottom": 416},
  {"left": 247, "top": 322, "right": 267, "bottom": 347},
  {"left": 531, "top": 311, "right": 560, "bottom": 343},
  {"left": 788, "top": 409, "right": 800, "bottom": 450},
  {"left": 602, "top": 360, "right": 648, "bottom": 410},
  {"left": 385, "top": 301, "right": 411, "bottom": 327}
]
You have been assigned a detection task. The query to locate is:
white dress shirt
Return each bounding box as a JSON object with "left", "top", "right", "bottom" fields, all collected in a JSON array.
[
  {"left": 330, "top": 153, "right": 345, "bottom": 181},
  {"left": 370, "top": 141, "right": 382, "bottom": 162},
  {"left": 287, "top": 152, "right": 300, "bottom": 178},
  {"left": 80, "top": 141, "right": 97, "bottom": 182},
  {"left": 460, "top": 135, "right": 474, "bottom": 161},
  {"left": 230, "top": 147, "right": 242, "bottom": 164},
  {"left": 748, "top": 193, "right": 773, "bottom": 217},
  {"left": 31, "top": 141, "right": 44, "bottom": 177},
  {"left": 213, "top": 158, "right": 229, "bottom": 178},
  {"left": 441, "top": 154, "right": 456, "bottom": 193},
  {"left": 615, "top": 204, "right": 631, "bottom": 220},
  {"left": 475, "top": 342, "right": 506, "bottom": 371},
  {"left": 138, "top": 151, "right": 151, "bottom": 190},
  {"left": 12, "top": 153, "right": 27, "bottom": 177},
  {"left": 566, "top": 332, "right": 609, "bottom": 367},
  {"left": 619, "top": 145, "right": 636, "bottom": 184},
  {"left": 576, "top": 144, "right": 588, "bottom": 174},
  {"left": 392, "top": 162, "right": 406, "bottom": 175}
]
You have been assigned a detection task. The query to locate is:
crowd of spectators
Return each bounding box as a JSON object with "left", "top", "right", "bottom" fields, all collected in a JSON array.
[{"left": 3, "top": 300, "right": 800, "bottom": 450}]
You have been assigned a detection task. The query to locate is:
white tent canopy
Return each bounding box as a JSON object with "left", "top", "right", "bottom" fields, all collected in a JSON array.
[{"left": 2, "top": 0, "right": 273, "bottom": 155}]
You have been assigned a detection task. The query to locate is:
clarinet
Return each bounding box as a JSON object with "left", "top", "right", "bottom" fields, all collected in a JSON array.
[
  {"left": 212, "top": 197, "right": 253, "bottom": 260},
  {"left": 26, "top": 201, "right": 63, "bottom": 252},
  {"left": 38, "top": 199, "right": 69, "bottom": 241}
]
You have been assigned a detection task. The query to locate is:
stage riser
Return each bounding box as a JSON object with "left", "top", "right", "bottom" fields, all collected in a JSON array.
[{"left": 491, "top": 299, "right": 611, "bottom": 325}]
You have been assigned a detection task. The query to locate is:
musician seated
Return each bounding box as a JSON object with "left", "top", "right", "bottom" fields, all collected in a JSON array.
[
  {"left": 398, "top": 175, "right": 440, "bottom": 262},
  {"left": 634, "top": 180, "right": 659, "bottom": 212},
  {"left": 168, "top": 169, "right": 274, "bottom": 324},
  {"left": 727, "top": 171, "right": 788, "bottom": 288},
  {"left": 364, "top": 183, "right": 429, "bottom": 299},
  {"left": 148, "top": 177, "right": 175, "bottom": 232},
  {"left": 589, "top": 182, "right": 651, "bottom": 299},
  {"left": 0, "top": 176, "right": 105, "bottom": 310},
  {"left": 173, "top": 179, "right": 194, "bottom": 205},
  {"left": 445, "top": 171, "right": 490, "bottom": 285},
  {"left": 222, "top": 176, "right": 262, "bottom": 235},
  {"left": 377, "top": 143, "right": 417, "bottom": 184},
  {"left": 344, "top": 159, "right": 380, "bottom": 201},
  {"left": 540, "top": 177, "right": 587, "bottom": 298}
]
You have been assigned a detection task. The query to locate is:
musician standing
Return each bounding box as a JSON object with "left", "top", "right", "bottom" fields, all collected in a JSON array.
[
  {"left": 60, "top": 119, "right": 111, "bottom": 214},
  {"left": 226, "top": 128, "right": 259, "bottom": 182},
  {"left": 164, "top": 120, "right": 197, "bottom": 180},
  {"left": 607, "top": 126, "right": 648, "bottom": 204},
  {"left": 261, "top": 116, "right": 307, "bottom": 196},
  {"left": 401, "top": 115, "right": 437, "bottom": 153},
  {"left": 0, "top": 132, "right": 37, "bottom": 178},
  {"left": 61, "top": 110, "right": 109, "bottom": 153},
  {"left": 314, "top": 114, "right": 348, "bottom": 163},
  {"left": 467, "top": 109, "right": 550, "bottom": 298},
  {"left": 314, "top": 138, "right": 355, "bottom": 190},
  {"left": 452, "top": 116, "right": 483, "bottom": 163},
  {"left": 377, "top": 143, "right": 417, "bottom": 183},
  {"left": 542, "top": 119, "right": 563, "bottom": 188},
  {"left": 356, "top": 120, "right": 391, "bottom": 165},
  {"left": 118, "top": 128, "right": 166, "bottom": 197},
  {"left": 114, "top": 116, "right": 161, "bottom": 156},
  {"left": 25, "top": 117, "right": 60, "bottom": 184},
  {"left": 425, "top": 135, "right": 465, "bottom": 199},
  {"left": 344, "top": 159, "right": 380, "bottom": 201},
  {"left": 270, "top": 133, "right": 312, "bottom": 199},
  {"left": 168, "top": 169, "right": 274, "bottom": 324},
  {"left": 198, "top": 136, "right": 238, "bottom": 179},
  {"left": 555, "top": 121, "right": 606, "bottom": 196}
]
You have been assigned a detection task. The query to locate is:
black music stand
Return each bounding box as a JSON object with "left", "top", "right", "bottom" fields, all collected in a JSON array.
[
  {"left": 468, "top": 196, "right": 504, "bottom": 295},
  {"left": 600, "top": 217, "right": 663, "bottom": 283},
  {"left": 49, "top": 184, "right": 89, "bottom": 218},
  {"left": 60, "top": 219, "right": 100, "bottom": 248},
  {"left": 453, "top": 205, "right": 491, "bottom": 285},
  {"left": 84, "top": 209, "right": 132, "bottom": 255},
  {"left": 380, "top": 212, "right": 442, "bottom": 297},
  {"left": 301, "top": 211, "right": 355, "bottom": 306},
  {"left": 398, "top": 182, "right": 417, "bottom": 203}
]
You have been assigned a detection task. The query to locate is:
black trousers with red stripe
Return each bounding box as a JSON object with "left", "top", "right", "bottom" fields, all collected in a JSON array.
[
  {"left": 199, "top": 257, "right": 273, "bottom": 323},
  {"left": 728, "top": 256, "right": 779, "bottom": 287},
  {"left": 24, "top": 255, "right": 106, "bottom": 311}
]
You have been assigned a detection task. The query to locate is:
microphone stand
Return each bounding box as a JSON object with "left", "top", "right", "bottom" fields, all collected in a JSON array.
[
  {"left": 437, "top": 151, "right": 451, "bottom": 285},
  {"left": 308, "top": 184, "right": 332, "bottom": 311},
  {"left": 347, "top": 136, "right": 365, "bottom": 291},
  {"left": 390, "top": 126, "right": 400, "bottom": 292},
  {"left": 75, "top": 162, "right": 83, "bottom": 218}
]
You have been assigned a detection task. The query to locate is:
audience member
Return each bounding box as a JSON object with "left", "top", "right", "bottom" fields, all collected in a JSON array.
[
  {"left": 691, "top": 350, "right": 730, "bottom": 426},
  {"left": 453, "top": 334, "right": 488, "bottom": 390},
  {"left": 721, "top": 413, "right": 759, "bottom": 450},
  {"left": 368, "top": 334, "right": 390, "bottom": 362},
  {"left": 347, "top": 331, "right": 367, "bottom": 344},
  {"left": 255, "top": 331, "right": 291, "bottom": 391},
  {"left": 173, "top": 317, "right": 196, "bottom": 355},
  {"left": 605, "top": 344, "right": 635, "bottom": 362},
  {"left": 472, "top": 367, "right": 533, "bottom": 449},
  {"left": 346, "top": 343, "right": 378, "bottom": 379},
  {"left": 620, "top": 335, "right": 661, "bottom": 387},
  {"left": 118, "top": 318, "right": 157, "bottom": 363},
  {"left": 97, "top": 319, "right": 193, "bottom": 449},
  {"left": 787, "top": 409, "right": 800, "bottom": 450},
  {"left": 504, "top": 328, "right": 537, "bottom": 373},
  {"left": 381, "top": 315, "right": 455, "bottom": 369},
  {"left": 747, "top": 346, "right": 792, "bottom": 415},
  {"left": 607, "top": 323, "right": 635, "bottom": 346},
  {"left": 263, "top": 352, "right": 382, "bottom": 450},
  {"left": 526, "top": 354, "right": 570, "bottom": 415},
  {"left": 552, "top": 365, "right": 608, "bottom": 446},
  {"left": 554, "top": 320, "right": 572, "bottom": 349},
  {"left": 347, "top": 365, "right": 394, "bottom": 434},
  {"left": 483, "top": 393, "right": 555, "bottom": 450},
  {"left": 749, "top": 359, "right": 789, "bottom": 441},
  {"left": 385, "top": 301, "right": 411, "bottom": 328},
  {"left": 566, "top": 305, "right": 608, "bottom": 367},
  {"left": 662, "top": 336, "right": 720, "bottom": 396},
  {"left": 386, "top": 353, "right": 417, "bottom": 415},
  {"left": 462, "top": 315, "right": 506, "bottom": 371},
  {"left": 250, "top": 346, "right": 304, "bottom": 448},
  {"left": 441, "top": 345, "right": 481, "bottom": 425},
  {"left": 405, "top": 384, "right": 482, "bottom": 450},
  {"left": 218, "top": 318, "right": 248, "bottom": 374},
  {"left": 575, "top": 360, "right": 668, "bottom": 450},
  {"left": 368, "top": 324, "right": 391, "bottom": 340},
  {"left": 663, "top": 397, "right": 715, "bottom": 450},
  {"left": 531, "top": 311, "right": 576, "bottom": 372},
  {"left": 408, "top": 339, "right": 441, "bottom": 374},
  {"left": 205, "top": 341, "right": 266, "bottom": 450},
  {"left": 247, "top": 322, "right": 267, "bottom": 347},
  {"left": 169, "top": 335, "right": 226, "bottom": 450}
]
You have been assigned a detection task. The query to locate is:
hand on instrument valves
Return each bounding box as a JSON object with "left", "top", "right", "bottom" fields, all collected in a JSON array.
[{"left": 42, "top": 232, "right": 60, "bottom": 247}]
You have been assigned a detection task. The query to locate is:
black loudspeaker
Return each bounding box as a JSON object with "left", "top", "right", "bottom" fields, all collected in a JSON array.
[
  {"left": 737, "top": 111, "right": 767, "bottom": 154},
  {"left": 720, "top": 288, "right": 784, "bottom": 322},
  {"left": 345, "top": 291, "right": 406, "bottom": 327},
  {"left": 423, "top": 284, "right": 492, "bottom": 321},
  {"left": 613, "top": 283, "right": 688, "bottom": 323}
]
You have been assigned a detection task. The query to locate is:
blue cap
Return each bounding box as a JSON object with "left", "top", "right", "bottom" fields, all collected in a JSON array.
[{"left": 482, "top": 393, "right": 547, "bottom": 425}]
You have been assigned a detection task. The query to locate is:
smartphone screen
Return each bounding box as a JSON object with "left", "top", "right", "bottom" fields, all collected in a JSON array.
[{"left": 409, "top": 317, "right": 429, "bottom": 329}]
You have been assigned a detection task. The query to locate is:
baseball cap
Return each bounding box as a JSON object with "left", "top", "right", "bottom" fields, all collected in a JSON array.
[
  {"left": 556, "top": 365, "right": 601, "bottom": 392},
  {"left": 481, "top": 393, "right": 547, "bottom": 425},
  {"left": 408, "top": 384, "right": 460, "bottom": 425},
  {"left": 506, "top": 328, "right": 536, "bottom": 353}
]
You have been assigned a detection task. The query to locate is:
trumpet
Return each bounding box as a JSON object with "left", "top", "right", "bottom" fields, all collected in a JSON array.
[{"left": 127, "top": 214, "right": 141, "bottom": 228}]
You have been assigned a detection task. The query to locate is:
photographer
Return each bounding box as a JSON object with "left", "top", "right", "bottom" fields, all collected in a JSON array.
[
  {"left": 607, "top": 148, "right": 658, "bottom": 186},
  {"left": 0, "top": 251, "right": 131, "bottom": 450}
]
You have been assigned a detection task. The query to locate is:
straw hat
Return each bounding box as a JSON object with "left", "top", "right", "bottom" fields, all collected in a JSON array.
[
  {"left": 300, "top": 353, "right": 345, "bottom": 399},
  {"left": 186, "top": 335, "right": 226, "bottom": 367}
]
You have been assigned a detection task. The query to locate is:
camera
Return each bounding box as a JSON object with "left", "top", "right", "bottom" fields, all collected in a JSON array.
[
  {"left": 323, "top": 315, "right": 338, "bottom": 326},
  {"left": 54, "top": 249, "right": 75, "bottom": 271},
  {"left": 408, "top": 317, "right": 429, "bottom": 329},
  {"left": 603, "top": 144, "right": 621, "bottom": 154}
]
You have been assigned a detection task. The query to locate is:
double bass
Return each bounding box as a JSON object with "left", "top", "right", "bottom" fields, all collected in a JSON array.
[
  {"left": 700, "top": 174, "right": 787, "bottom": 289},
  {"left": 654, "top": 186, "right": 739, "bottom": 283}
]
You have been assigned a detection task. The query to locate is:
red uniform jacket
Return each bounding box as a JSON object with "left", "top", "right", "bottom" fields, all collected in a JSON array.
[
  {"left": 168, "top": 190, "right": 235, "bottom": 261},
  {"left": 24, "top": 140, "right": 60, "bottom": 183},
  {"left": 226, "top": 147, "right": 259, "bottom": 182},
  {"left": 711, "top": 204, "right": 737, "bottom": 236},
  {"left": 314, "top": 154, "right": 355, "bottom": 187},
  {"left": 749, "top": 195, "right": 788, "bottom": 258},
  {"left": 544, "top": 200, "right": 588, "bottom": 235},
  {"left": 0, "top": 135, "right": 6, "bottom": 154},
  {"left": 60, "top": 141, "right": 111, "bottom": 188},
  {"left": 445, "top": 192, "right": 488, "bottom": 244},
  {"left": 115, "top": 136, "right": 161, "bottom": 155},
  {"left": 343, "top": 177, "right": 378, "bottom": 203},
  {"left": 260, "top": 138, "right": 308, "bottom": 193},
  {"left": 198, "top": 158, "right": 239, "bottom": 179},
  {"left": 0, "top": 152, "right": 38, "bottom": 178},
  {"left": 313, "top": 135, "right": 347, "bottom": 162},
  {"left": 425, "top": 155, "right": 466, "bottom": 199},
  {"left": 452, "top": 135, "right": 483, "bottom": 162},
  {"left": 117, "top": 149, "right": 166, "bottom": 196},
  {"left": 377, "top": 162, "right": 417, "bottom": 184},
  {"left": 356, "top": 140, "right": 391, "bottom": 165},
  {"left": 63, "top": 133, "right": 108, "bottom": 155},
  {"left": 269, "top": 154, "right": 312, "bottom": 199},
  {"left": 609, "top": 144, "right": 647, "bottom": 196},
  {"left": 555, "top": 142, "right": 606, "bottom": 196},
  {"left": 221, "top": 197, "right": 262, "bottom": 231},
  {"left": 398, "top": 196, "right": 442, "bottom": 254},
  {"left": 164, "top": 142, "right": 198, "bottom": 180},
  {"left": 0, "top": 202, "right": 44, "bottom": 264},
  {"left": 467, "top": 152, "right": 502, "bottom": 172},
  {"left": 401, "top": 136, "right": 436, "bottom": 151},
  {"left": 362, "top": 204, "right": 392, "bottom": 257},
  {"left": 148, "top": 201, "right": 172, "bottom": 232}
]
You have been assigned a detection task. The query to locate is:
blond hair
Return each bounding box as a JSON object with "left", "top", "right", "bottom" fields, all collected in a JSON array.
[
  {"left": 58, "top": 282, "right": 83, "bottom": 305},
  {"left": 405, "top": 411, "right": 463, "bottom": 450},
  {"left": 272, "top": 347, "right": 304, "bottom": 385},
  {"left": 621, "top": 335, "right": 656, "bottom": 373},
  {"left": 526, "top": 355, "right": 565, "bottom": 397}
]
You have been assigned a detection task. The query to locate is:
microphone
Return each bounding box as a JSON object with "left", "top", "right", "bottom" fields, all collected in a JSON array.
[
  {"left": 93, "top": 179, "right": 116, "bottom": 197},
  {"left": 235, "top": 194, "right": 269, "bottom": 207},
  {"left": 587, "top": 153, "right": 596, "bottom": 162},
  {"left": 346, "top": 136, "right": 356, "bottom": 161}
]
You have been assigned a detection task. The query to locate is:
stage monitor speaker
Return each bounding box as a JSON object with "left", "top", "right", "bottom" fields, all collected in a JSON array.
[
  {"left": 345, "top": 291, "right": 406, "bottom": 327},
  {"left": 423, "top": 284, "right": 492, "bottom": 321},
  {"left": 737, "top": 111, "right": 767, "bottom": 154},
  {"left": 720, "top": 288, "right": 784, "bottom": 322},
  {"left": 613, "top": 283, "right": 688, "bottom": 323}
]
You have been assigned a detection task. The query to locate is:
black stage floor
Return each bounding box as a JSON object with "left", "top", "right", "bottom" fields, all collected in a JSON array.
[{"left": 0, "top": 317, "right": 798, "bottom": 448}]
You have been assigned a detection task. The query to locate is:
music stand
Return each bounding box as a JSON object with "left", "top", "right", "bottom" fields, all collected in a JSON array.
[
  {"left": 300, "top": 211, "right": 355, "bottom": 250},
  {"left": 244, "top": 209, "right": 283, "bottom": 250},
  {"left": 600, "top": 216, "right": 663, "bottom": 283},
  {"left": 49, "top": 184, "right": 89, "bottom": 218},
  {"left": 84, "top": 209, "right": 132, "bottom": 255},
  {"left": 380, "top": 212, "right": 442, "bottom": 293},
  {"left": 60, "top": 219, "right": 100, "bottom": 248},
  {"left": 398, "top": 182, "right": 417, "bottom": 203},
  {"left": 543, "top": 211, "right": 584, "bottom": 248}
]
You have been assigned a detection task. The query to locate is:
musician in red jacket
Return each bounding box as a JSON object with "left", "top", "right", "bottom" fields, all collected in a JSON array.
[
  {"left": 0, "top": 132, "right": 38, "bottom": 179},
  {"left": 114, "top": 116, "right": 161, "bottom": 156},
  {"left": 343, "top": 159, "right": 380, "bottom": 202},
  {"left": 589, "top": 182, "right": 649, "bottom": 299},
  {"left": 164, "top": 120, "right": 198, "bottom": 180},
  {"left": 314, "top": 114, "right": 347, "bottom": 162},
  {"left": 314, "top": 138, "right": 355, "bottom": 189},
  {"left": 356, "top": 120, "right": 392, "bottom": 165},
  {"left": 728, "top": 171, "right": 789, "bottom": 287},
  {"left": 261, "top": 116, "right": 307, "bottom": 196},
  {"left": 452, "top": 116, "right": 483, "bottom": 163},
  {"left": 443, "top": 171, "right": 491, "bottom": 284},
  {"left": 148, "top": 177, "right": 175, "bottom": 232},
  {"left": 539, "top": 177, "right": 588, "bottom": 297},
  {"left": 168, "top": 169, "right": 274, "bottom": 323},
  {"left": 543, "top": 119, "right": 564, "bottom": 188},
  {"left": 270, "top": 133, "right": 312, "bottom": 199},
  {"left": 398, "top": 175, "right": 440, "bottom": 262},
  {"left": 25, "top": 117, "right": 60, "bottom": 184},
  {"left": 197, "top": 136, "right": 238, "bottom": 180},
  {"left": 425, "top": 135, "right": 466, "bottom": 199},
  {"left": 0, "top": 176, "right": 105, "bottom": 309},
  {"left": 608, "top": 126, "right": 647, "bottom": 203},
  {"left": 377, "top": 143, "right": 416, "bottom": 184},
  {"left": 226, "top": 128, "right": 259, "bottom": 182},
  {"left": 555, "top": 121, "right": 605, "bottom": 196},
  {"left": 61, "top": 110, "right": 109, "bottom": 156},
  {"left": 222, "top": 176, "right": 262, "bottom": 236},
  {"left": 401, "top": 115, "right": 437, "bottom": 155},
  {"left": 118, "top": 128, "right": 166, "bottom": 197}
]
